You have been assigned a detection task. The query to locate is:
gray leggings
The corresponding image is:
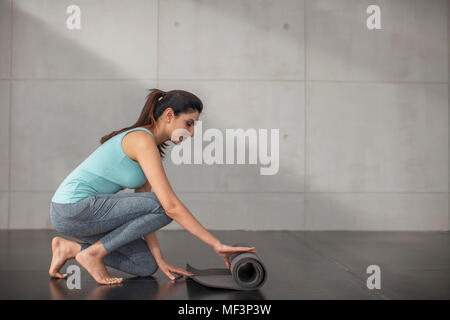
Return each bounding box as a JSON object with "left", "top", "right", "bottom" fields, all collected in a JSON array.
[{"left": 49, "top": 192, "right": 173, "bottom": 277}]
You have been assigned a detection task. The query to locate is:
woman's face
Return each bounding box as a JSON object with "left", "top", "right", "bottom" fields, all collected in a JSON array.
[{"left": 169, "top": 110, "right": 200, "bottom": 144}]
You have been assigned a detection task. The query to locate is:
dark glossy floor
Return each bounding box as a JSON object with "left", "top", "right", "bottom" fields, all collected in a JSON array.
[{"left": 0, "top": 230, "right": 448, "bottom": 299}]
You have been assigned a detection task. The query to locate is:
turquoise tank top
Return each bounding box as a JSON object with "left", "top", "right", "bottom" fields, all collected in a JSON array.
[{"left": 51, "top": 127, "right": 154, "bottom": 204}]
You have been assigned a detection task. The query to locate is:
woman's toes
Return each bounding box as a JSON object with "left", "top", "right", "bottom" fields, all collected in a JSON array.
[
  {"left": 98, "top": 277, "right": 120, "bottom": 285},
  {"left": 107, "top": 277, "right": 122, "bottom": 285},
  {"left": 112, "top": 277, "right": 122, "bottom": 284}
]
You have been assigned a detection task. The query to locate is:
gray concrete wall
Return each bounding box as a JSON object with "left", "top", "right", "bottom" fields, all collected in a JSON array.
[{"left": 0, "top": 0, "right": 448, "bottom": 230}]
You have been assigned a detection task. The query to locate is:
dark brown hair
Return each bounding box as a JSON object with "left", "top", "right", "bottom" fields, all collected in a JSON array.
[{"left": 100, "top": 88, "right": 203, "bottom": 159}]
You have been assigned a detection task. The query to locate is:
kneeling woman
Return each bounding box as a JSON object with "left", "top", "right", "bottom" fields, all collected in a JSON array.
[{"left": 49, "top": 88, "right": 256, "bottom": 285}]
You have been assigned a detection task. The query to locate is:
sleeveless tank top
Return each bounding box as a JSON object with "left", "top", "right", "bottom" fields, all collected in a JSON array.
[{"left": 51, "top": 127, "right": 154, "bottom": 204}]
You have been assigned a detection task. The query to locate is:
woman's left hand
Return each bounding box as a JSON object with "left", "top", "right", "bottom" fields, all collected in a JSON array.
[
  {"left": 157, "top": 258, "right": 194, "bottom": 281},
  {"left": 213, "top": 243, "right": 256, "bottom": 269}
]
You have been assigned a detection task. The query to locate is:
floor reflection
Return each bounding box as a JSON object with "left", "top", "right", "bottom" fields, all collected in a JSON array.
[
  {"left": 185, "top": 278, "right": 266, "bottom": 300},
  {"left": 48, "top": 275, "right": 266, "bottom": 300}
]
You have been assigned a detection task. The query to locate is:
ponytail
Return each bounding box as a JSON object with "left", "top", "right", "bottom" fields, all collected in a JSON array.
[
  {"left": 100, "top": 88, "right": 169, "bottom": 159},
  {"left": 100, "top": 88, "right": 203, "bottom": 160}
]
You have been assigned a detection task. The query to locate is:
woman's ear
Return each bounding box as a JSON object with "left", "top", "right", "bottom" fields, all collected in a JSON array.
[{"left": 164, "top": 107, "right": 175, "bottom": 123}]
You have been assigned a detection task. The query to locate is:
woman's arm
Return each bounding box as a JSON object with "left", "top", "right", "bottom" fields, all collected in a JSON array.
[{"left": 133, "top": 132, "right": 222, "bottom": 250}]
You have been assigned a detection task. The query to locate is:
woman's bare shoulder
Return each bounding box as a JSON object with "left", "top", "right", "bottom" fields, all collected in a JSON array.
[{"left": 121, "top": 130, "right": 154, "bottom": 162}]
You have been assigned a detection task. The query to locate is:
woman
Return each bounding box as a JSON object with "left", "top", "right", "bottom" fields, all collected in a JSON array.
[{"left": 49, "top": 88, "right": 256, "bottom": 285}]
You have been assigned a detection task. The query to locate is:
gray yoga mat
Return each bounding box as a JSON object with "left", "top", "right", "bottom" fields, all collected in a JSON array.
[{"left": 184, "top": 244, "right": 267, "bottom": 291}]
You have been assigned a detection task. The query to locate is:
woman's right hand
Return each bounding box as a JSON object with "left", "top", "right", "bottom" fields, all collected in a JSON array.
[
  {"left": 213, "top": 243, "right": 256, "bottom": 269},
  {"left": 156, "top": 257, "right": 194, "bottom": 281}
]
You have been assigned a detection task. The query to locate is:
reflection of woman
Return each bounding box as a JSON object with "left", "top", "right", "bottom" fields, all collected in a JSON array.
[{"left": 49, "top": 89, "right": 256, "bottom": 285}]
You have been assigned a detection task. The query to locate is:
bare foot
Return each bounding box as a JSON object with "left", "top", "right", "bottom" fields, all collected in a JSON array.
[
  {"left": 75, "top": 248, "right": 122, "bottom": 285},
  {"left": 49, "top": 236, "right": 81, "bottom": 279}
]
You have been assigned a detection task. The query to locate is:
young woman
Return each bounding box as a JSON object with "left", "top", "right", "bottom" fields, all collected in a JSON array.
[{"left": 49, "top": 88, "right": 256, "bottom": 285}]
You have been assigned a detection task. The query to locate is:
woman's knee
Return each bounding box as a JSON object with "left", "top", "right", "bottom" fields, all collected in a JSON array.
[
  {"left": 50, "top": 213, "right": 75, "bottom": 236},
  {"left": 158, "top": 209, "right": 173, "bottom": 226},
  {"left": 146, "top": 192, "right": 172, "bottom": 219},
  {"left": 135, "top": 262, "right": 158, "bottom": 277}
]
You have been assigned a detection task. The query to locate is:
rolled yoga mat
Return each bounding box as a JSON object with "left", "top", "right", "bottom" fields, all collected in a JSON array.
[{"left": 185, "top": 244, "right": 267, "bottom": 291}]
